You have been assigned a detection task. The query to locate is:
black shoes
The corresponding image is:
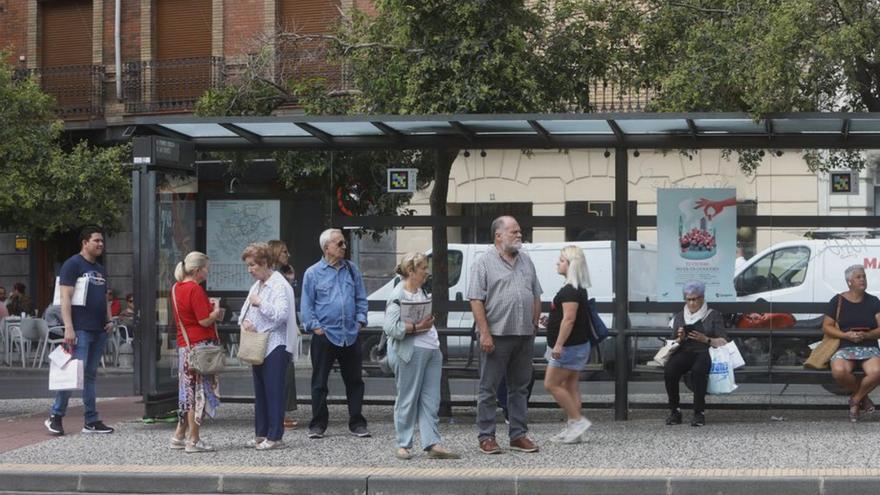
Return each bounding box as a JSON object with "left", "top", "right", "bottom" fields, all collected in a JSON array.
[
  {"left": 350, "top": 425, "right": 371, "bottom": 438},
  {"left": 665, "top": 409, "right": 682, "bottom": 425},
  {"left": 691, "top": 412, "right": 706, "bottom": 427},
  {"left": 307, "top": 427, "right": 325, "bottom": 439},
  {"left": 45, "top": 415, "right": 64, "bottom": 436},
  {"left": 82, "top": 421, "right": 115, "bottom": 434}
]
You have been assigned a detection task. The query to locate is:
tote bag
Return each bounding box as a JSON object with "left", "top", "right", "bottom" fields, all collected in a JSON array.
[{"left": 237, "top": 286, "right": 269, "bottom": 365}]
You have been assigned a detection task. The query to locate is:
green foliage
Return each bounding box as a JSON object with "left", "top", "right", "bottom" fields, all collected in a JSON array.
[
  {"left": 0, "top": 58, "right": 130, "bottom": 239},
  {"left": 635, "top": 0, "right": 880, "bottom": 172}
]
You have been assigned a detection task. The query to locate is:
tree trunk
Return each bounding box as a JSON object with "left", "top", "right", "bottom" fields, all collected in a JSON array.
[{"left": 431, "top": 149, "right": 458, "bottom": 418}]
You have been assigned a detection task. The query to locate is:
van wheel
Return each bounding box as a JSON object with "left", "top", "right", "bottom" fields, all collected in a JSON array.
[{"left": 361, "top": 334, "right": 383, "bottom": 363}]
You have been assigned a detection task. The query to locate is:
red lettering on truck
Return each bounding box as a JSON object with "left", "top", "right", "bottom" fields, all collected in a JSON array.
[{"left": 865, "top": 257, "right": 878, "bottom": 269}]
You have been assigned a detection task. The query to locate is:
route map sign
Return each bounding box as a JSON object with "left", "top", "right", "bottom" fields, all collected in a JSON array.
[{"left": 206, "top": 200, "right": 280, "bottom": 291}]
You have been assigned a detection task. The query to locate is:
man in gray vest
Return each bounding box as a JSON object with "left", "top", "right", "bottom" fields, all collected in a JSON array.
[{"left": 468, "top": 216, "right": 542, "bottom": 454}]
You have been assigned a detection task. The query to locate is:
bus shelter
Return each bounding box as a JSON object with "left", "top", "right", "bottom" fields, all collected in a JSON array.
[{"left": 128, "top": 112, "right": 880, "bottom": 419}]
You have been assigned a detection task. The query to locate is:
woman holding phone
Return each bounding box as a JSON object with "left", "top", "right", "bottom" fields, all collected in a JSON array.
[
  {"left": 664, "top": 280, "right": 727, "bottom": 427},
  {"left": 383, "top": 252, "right": 459, "bottom": 460}
]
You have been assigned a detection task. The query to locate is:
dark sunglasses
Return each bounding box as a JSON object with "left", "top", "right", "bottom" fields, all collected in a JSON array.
[{"left": 336, "top": 240, "right": 347, "bottom": 247}]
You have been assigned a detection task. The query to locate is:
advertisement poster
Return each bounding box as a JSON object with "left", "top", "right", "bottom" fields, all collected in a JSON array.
[
  {"left": 206, "top": 200, "right": 280, "bottom": 291},
  {"left": 658, "top": 189, "right": 736, "bottom": 301}
]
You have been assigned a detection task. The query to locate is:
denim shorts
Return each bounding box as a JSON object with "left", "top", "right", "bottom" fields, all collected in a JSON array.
[{"left": 545, "top": 342, "right": 591, "bottom": 371}]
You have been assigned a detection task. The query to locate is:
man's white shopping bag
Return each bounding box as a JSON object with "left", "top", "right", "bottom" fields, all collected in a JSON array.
[
  {"left": 707, "top": 346, "right": 737, "bottom": 395},
  {"left": 48, "top": 345, "right": 73, "bottom": 368},
  {"left": 49, "top": 356, "right": 84, "bottom": 391},
  {"left": 52, "top": 276, "right": 89, "bottom": 306}
]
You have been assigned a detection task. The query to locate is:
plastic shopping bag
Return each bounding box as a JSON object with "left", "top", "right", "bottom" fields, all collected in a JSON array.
[
  {"left": 707, "top": 346, "right": 737, "bottom": 395},
  {"left": 723, "top": 340, "right": 746, "bottom": 369},
  {"left": 49, "top": 357, "right": 84, "bottom": 391}
]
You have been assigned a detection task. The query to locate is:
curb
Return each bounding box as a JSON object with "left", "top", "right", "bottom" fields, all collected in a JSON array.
[{"left": 3, "top": 465, "right": 880, "bottom": 495}]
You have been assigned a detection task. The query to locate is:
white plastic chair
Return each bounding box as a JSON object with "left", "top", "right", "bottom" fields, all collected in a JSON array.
[
  {"left": 32, "top": 319, "right": 65, "bottom": 368},
  {"left": 9, "top": 318, "right": 41, "bottom": 368}
]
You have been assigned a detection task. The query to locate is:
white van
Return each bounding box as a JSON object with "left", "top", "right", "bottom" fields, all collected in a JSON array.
[
  {"left": 734, "top": 238, "right": 880, "bottom": 317},
  {"left": 367, "top": 240, "right": 665, "bottom": 333}
]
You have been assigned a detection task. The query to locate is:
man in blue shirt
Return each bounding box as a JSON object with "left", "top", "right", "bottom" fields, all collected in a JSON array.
[
  {"left": 45, "top": 226, "right": 114, "bottom": 436},
  {"left": 300, "top": 228, "right": 369, "bottom": 438}
]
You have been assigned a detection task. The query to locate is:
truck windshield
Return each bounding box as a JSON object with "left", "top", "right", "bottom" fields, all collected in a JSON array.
[{"left": 735, "top": 246, "right": 810, "bottom": 296}]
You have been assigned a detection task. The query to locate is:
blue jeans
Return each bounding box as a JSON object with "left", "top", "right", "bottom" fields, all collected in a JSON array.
[
  {"left": 52, "top": 330, "right": 108, "bottom": 424},
  {"left": 391, "top": 347, "right": 443, "bottom": 450}
]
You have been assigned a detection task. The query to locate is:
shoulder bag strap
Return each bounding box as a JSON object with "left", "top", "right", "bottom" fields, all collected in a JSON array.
[
  {"left": 171, "top": 283, "right": 194, "bottom": 349},
  {"left": 835, "top": 293, "right": 844, "bottom": 328}
]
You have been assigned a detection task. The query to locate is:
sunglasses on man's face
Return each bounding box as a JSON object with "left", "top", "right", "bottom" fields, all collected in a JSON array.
[{"left": 336, "top": 240, "right": 346, "bottom": 248}]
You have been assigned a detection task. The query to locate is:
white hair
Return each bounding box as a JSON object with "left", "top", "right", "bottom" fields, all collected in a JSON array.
[
  {"left": 845, "top": 264, "right": 866, "bottom": 283},
  {"left": 319, "top": 228, "right": 342, "bottom": 251},
  {"left": 561, "top": 245, "right": 591, "bottom": 290}
]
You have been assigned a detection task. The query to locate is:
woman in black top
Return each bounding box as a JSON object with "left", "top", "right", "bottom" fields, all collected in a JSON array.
[
  {"left": 664, "top": 280, "right": 727, "bottom": 427},
  {"left": 542, "top": 246, "right": 593, "bottom": 444},
  {"left": 824, "top": 264, "right": 880, "bottom": 422}
]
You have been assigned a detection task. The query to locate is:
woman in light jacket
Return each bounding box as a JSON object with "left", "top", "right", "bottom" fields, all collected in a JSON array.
[
  {"left": 383, "top": 252, "right": 459, "bottom": 460},
  {"left": 240, "top": 242, "right": 300, "bottom": 450}
]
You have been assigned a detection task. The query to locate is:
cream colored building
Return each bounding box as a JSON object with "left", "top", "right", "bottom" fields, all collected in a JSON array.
[{"left": 386, "top": 149, "right": 875, "bottom": 263}]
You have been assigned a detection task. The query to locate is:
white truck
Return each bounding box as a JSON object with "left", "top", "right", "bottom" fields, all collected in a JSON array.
[{"left": 734, "top": 238, "right": 880, "bottom": 314}]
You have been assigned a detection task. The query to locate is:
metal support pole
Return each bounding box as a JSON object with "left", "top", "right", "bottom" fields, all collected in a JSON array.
[{"left": 614, "top": 147, "right": 630, "bottom": 421}]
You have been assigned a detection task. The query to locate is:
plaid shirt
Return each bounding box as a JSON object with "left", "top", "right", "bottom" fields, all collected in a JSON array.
[{"left": 467, "top": 246, "right": 542, "bottom": 337}]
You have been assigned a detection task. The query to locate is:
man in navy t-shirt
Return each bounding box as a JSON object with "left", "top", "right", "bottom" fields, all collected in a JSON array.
[{"left": 45, "top": 226, "right": 114, "bottom": 436}]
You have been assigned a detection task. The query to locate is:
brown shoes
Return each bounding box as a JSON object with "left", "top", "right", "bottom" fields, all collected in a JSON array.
[
  {"left": 479, "top": 437, "right": 502, "bottom": 454},
  {"left": 509, "top": 436, "right": 539, "bottom": 453},
  {"left": 283, "top": 417, "right": 298, "bottom": 429}
]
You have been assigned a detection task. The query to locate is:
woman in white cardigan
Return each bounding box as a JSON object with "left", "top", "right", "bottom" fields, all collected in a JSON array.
[
  {"left": 240, "top": 242, "right": 300, "bottom": 450},
  {"left": 383, "top": 252, "right": 459, "bottom": 460}
]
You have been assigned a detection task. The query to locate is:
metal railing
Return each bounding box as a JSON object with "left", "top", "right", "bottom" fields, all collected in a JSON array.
[
  {"left": 589, "top": 78, "right": 656, "bottom": 113},
  {"left": 14, "top": 65, "right": 105, "bottom": 118},
  {"left": 122, "top": 57, "right": 225, "bottom": 113}
]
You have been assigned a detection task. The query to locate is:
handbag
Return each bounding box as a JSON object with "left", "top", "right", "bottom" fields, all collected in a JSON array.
[
  {"left": 803, "top": 294, "right": 843, "bottom": 370},
  {"left": 237, "top": 285, "right": 269, "bottom": 365},
  {"left": 649, "top": 340, "right": 679, "bottom": 367},
  {"left": 586, "top": 297, "right": 609, "bottom": 344},
  {"left": 172, "top": 284, "right": 225, "bottom": 375}
]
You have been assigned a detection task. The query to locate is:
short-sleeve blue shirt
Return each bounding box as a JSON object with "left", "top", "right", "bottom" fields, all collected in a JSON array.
[{"left": 59, "top": 254, "right": 108, "bottom": 332}]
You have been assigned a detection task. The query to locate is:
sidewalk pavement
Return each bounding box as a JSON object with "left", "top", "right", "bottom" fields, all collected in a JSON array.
[{"left": 2, "top": 395, "right": 880, "bottom": 494}]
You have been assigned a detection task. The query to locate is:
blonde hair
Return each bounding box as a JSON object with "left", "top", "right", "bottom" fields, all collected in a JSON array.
[
  {"left": 267, "top": 239, "right": 289, "bottom": 269},
  {"left": 395, "top": 252, "right": 429, "bottom": 278},
  {"left": 241, "top": 242, "right": 271, "bottom": 266},
  {"left": 561, "top": 245, "right": 591, "bottom": 290},
  {"left": 174, "top": 251, "right": 210, "bottom": 282}
]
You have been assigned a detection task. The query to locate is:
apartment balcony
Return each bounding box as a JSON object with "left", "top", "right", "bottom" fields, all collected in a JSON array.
[
  {"left": 122, "top": 57, "right": 225, "bottom": 114},
  {"left": 15, "top": 65, "right": 105, "bottom": 119}
]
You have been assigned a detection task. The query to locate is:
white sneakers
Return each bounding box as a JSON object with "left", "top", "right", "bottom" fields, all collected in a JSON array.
[
  {"left": 255, "top": 439, "right": 285, "bottom": 450},
  {"left": 552, "top": 416, "right": 593, "bottom": 444},
  {"left": 184, "top": 440, "right": 215, "bottom": 453}
]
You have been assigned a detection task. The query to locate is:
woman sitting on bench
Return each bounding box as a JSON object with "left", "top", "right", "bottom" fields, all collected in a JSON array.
[
  {"left": 824, "top": 264, "right": 880, "bottom": 423},
  {"left": 664, "top": 280, "right": 727, "bottom": 427}
]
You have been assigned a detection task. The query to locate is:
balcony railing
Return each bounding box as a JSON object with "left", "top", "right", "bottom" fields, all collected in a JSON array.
[
  {"left": 123, "top": 57, "right": 225, "bottom": 114},
  {"left": 14, "top": 65, "right": 105, "bottom": 119},
  {"left": 589, "top": 79, "right": 656, "bottom": 113}
]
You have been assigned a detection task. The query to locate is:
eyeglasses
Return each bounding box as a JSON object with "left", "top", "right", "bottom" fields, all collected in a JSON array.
[
  {"left": 685, "top": 296, "right": 704, "bottom": 302},
  {"left": 336, "top": 240, "right": 346, "bottom": 247}
]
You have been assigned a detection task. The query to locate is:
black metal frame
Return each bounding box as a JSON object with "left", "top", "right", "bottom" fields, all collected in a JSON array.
[{"left": 131, "top": 112, "right": 880, "bottom": 151}]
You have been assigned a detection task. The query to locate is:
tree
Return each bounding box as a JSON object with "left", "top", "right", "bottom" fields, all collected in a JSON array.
[
  {"left": 631, "top": 0, "right": 880, "bottom": 171},
  {"left": 0, "top": 58, "right": 130, "bottom": 239}
]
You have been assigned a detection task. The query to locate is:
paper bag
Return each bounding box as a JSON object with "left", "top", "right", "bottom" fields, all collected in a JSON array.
[
  {"left": 49, "top": 358, "right": 84, "bottom": 391},
  {"left": 48, "top": 345, "right": 73, "bottom": 368},
  {"left": 52, "top": 276, "right": 89, "bottom": 306}
]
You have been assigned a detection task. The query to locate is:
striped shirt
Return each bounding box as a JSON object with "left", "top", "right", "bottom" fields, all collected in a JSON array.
[{"left": 467, "top": 246, "right": 542, "bottom": 337}]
